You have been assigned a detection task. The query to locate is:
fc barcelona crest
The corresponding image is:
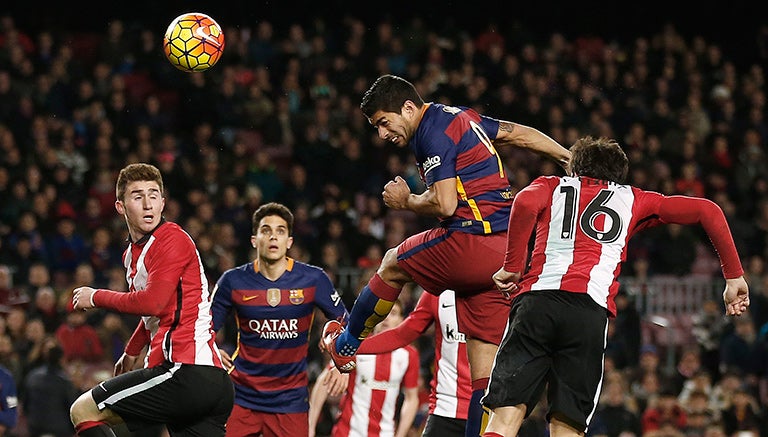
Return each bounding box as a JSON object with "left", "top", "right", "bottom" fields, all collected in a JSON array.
[
  {"left": 267, "top": 288, "right": 281, "bottom": 307},
  {"left": 289, "top": 289, "right": 305, "bottom": 305}
]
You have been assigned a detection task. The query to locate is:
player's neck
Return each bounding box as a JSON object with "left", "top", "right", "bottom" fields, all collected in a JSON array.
[{"left": 256, "top": 257, "right": 287, "bottom": 281}]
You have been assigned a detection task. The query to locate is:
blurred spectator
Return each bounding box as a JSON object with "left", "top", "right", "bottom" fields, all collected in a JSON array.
[
  {"left": 720, "top": 387, "right": 763, "bottom": 436},
  {"left": 719, "top": 315, "right": 761, "bottom": 383},
  {"left": 54, "top": 305, "right": 104, "bottom": 364},
  {"left": 0, "top": 336, "right": 21, "bottom": 389},
  {"left": 26, "top": 286, "right": 62, "bottom": 333},
  {"left": 0, "top": 362, "right": 17, "bottom": 436},
  {"left": 21, "top": 340, "right": 78, "bottom": 437},
  {"left": 17, "top": 318, "right": 48, "bottom": 377},
  {"left": 588, "top": 379, "right": 642, "bottom": 437},
  {"left": 691, "top": 299, "right": 730, "bottom": 380},
  {"left": 45, "top": 216, "right": 88, "bottom": 278},
  {"left": 95, "top": 312, "right": 132, "bottom": 365},
  {"left": 610, "top": 289, "right": 642, "bottom": 370},
  {"left": 245, "top": 148, "right": 285, "bottom": 203},
  {"left": 0, "top": 265, "right": 25, "bottom": 309},
  {"left": 669, "top": 347, "right": 704, "bottom": 395},
  {"left": 641, "top": 387, "right": 688, "bottom": 435},
  {"left": 86, "top": 226, "right": 122, "bottom": 288}
]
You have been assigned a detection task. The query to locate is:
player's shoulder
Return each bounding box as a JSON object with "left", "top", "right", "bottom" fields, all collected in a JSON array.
[
  {"left": 221, "top": 262, "right": 253, "bottom": 277},
  {"left": 152, "top": 221, "right": 195, "bottom": 247},
  {"left": 289, "top": 258, "right": 327, "bottom": 276}
]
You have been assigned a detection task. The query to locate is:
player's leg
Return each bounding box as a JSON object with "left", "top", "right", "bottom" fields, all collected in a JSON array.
[
  {"left": 70, "top": 392, "right": 121, "bottom": 437},
  {"left": 547, "top": 292, "right": 607, "bottom": 437},
  {"left": 223, "top": 404, "right": 262, "bottom": 437},
  {"left": 482, "top": 405, "right": 526, "bottom": 437},
  {"left": 330, "top": 237, "right": 416, "bottom": 365},
  {"left": 481, "top": 292, "right": 554, "bottom": 436},
  {"left": 465, "top": 338, "right": 497, "bottom": 436},
  {"left": 455, "top": 284, "right": 510, "bottom": 437},
  {"left": 166, "top": 364, "right": 235, "bottom": 437},
  {"left": 549, "top": 415, "right": 586, "bottom": 437},
  {"left": 70, "top": 368, "right": 153, "bottom": 436}
]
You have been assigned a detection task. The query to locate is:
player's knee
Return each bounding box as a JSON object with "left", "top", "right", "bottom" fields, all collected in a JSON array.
[
  {"left": 378, "top": 249, "right": 408, "bottom": 283},
  {"left": 69, "top": 391, "right": 99, "bottom": 425}
]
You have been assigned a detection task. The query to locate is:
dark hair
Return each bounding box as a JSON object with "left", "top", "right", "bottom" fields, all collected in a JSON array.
[
  {"left": 360, "top": 74, "right": 425, "bottom": 119},
  {"left": 116, "top": 163, "right": 164, "bottom": 201},
  {"left": 569, "top": 136, "right": 629, "bottom": 183},
  {"left": 252, "top": 202, "right": 294, "bottom": 235}
]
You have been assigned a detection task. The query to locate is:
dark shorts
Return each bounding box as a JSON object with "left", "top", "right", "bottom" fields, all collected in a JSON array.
[
  {"left": 482, "top": 290, "right": 608, "bottom": 431},
  {"left": 422, "top": 414, "right": 467, "bottom": 437},
  {"left": 397, "top": 228, "right": 510, "bottom": 345},
  {"left": 92, "top": 361, "right": 234, "bottom": 436}
]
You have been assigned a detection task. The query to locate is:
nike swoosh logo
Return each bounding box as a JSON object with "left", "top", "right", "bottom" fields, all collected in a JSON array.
[
  {"left": 441, "top": 304, "right": 454, "bottom": 308},
  {"left": 196, "top": 26, "right": 221, "bottom": 47},
  {"left": 242, "top": 295, "right": 258, "bottom": 301}
]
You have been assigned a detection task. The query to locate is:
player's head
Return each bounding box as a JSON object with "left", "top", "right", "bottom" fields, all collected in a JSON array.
[
  {"left": 115, "top": 163, "right": 165, "bottom": 240},
  {"left": 569, "top": 136, "right": 629, "bottom": 183},
  {"left": 116, "top": 163, "right": 164, "bottom": 201},
  {"left": 251, "top": 202, "right": 294, "bottom": 261},
  {"left": 252, "top": 202, "right": 294, "bottom": 236},
  {"left": 360, "top": 75, "right": 425, "bottom": 147}
]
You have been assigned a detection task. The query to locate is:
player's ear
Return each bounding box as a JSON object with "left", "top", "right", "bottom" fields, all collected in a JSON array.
[
  {"left": 402, "top": 100, "right": 415, "bottom": 114},
  {"left": 250, "top": 235, "right": 257, "bottom": 248},
  {"left": 115, "top": 200, "right": 124, "bottom": 215},
  {"left": 286, "top": 236, "right": 293, "bottom": 250}
]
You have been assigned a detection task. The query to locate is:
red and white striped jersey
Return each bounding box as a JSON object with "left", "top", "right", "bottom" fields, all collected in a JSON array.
[
  {"left": 93, "top": 221, "right": 224, "bottom": 369},
  {"left": 332, "top": 346, "right": 419, "bottom": 437},
  {"left": 504, "top": 176, "right": 743, "bottom": 317},
  {"left": 431, "top": 291, "right": 471, "bottom": 419}
]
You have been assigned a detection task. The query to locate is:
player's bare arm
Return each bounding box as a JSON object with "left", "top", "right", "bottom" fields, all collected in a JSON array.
[
  {"left": 494, "top": 121, "right": 571, "bottom": 173},
  {"left": 383, "top": 176, "right": 456, "bottom": 217}
]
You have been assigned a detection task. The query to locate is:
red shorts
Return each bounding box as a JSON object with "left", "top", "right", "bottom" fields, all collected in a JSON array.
[
  {"left": 397, "top": 228, "right": 511, "bottom": 345},
  {"left": 225, "top": 403, "right": 308, "bottom": 437}
]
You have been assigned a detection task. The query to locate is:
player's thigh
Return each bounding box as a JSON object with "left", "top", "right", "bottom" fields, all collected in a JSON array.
[
  {"left": 225, "top": 407, "right": 307, "bottom": 437},
  {"left": 483, "top": 293, "right": 555, "bottom": 412},
  {"left": 94, "top": 363, "right": 232, "bottom": 432},
  {"left": 396, "top": 229, "right": 505, "bottom": 294},
  {"left": 548, "top": 293, "right": 608, "bottom": 431},
  {"left": 225, "top": 404, "right": 263, "bottom": 437},
  {"left": 264, "top": 411, "right": 308, "bottom": 437},
  {"left": 457, "top": 288, "right": 510, "bottom": 346}
]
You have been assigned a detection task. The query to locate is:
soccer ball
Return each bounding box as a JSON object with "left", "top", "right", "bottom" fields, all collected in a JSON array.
[{"left": 163, "top": 12, "right": 225, "bottom": 72}]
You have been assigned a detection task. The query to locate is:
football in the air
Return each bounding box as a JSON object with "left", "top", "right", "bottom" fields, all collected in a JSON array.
[{"left": 163, "top": 12, "right": 225, "bottom": 72}]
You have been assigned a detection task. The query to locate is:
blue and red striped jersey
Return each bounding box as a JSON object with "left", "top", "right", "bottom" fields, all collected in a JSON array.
[
  {"left": 411, "top": 103, "right": 513, "bottom": 234},
  {"left": 211, "top": 258, "right": 348, "bottom": 413}
]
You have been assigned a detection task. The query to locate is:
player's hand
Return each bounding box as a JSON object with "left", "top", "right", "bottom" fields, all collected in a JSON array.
[
  {"left": 114, "top": 352, "right": 139, "bottom": 376},
  {"left": 723, "top": 276, "right": 750, "bottom": 316},
  {"left": 72, "top": 286, "right": 97, "bottom": 310},
  {"left": 322, "top": 366, "right": 349, "bottom": 396},
  {"left": 219, "top": 348, "right": 233, "bottom": 370},
  {"left": 492, "top": 267, "right": 521, "bottom": 299},
  {"left": 382, "top": 176, "right": 411, "bottom": 210}
]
